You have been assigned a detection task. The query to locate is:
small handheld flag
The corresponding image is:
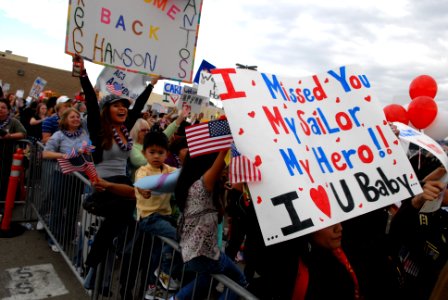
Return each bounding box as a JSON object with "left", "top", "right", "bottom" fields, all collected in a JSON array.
[
  {"left": 228, "top": 143, "right": 261, "bottom": 184},
  {"left": 185, "top": 119, "right": 233, "bottom": 157}
]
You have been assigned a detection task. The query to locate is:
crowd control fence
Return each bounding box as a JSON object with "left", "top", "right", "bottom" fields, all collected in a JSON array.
[{"left": 24, "top": 142, "right": 259, "bottom": 300}]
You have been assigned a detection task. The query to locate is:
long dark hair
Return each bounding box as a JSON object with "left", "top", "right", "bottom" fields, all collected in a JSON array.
[
  {"left": 100, "top": 105, "right": 115, "bottom": 150},
  {"left": 175, "top": 151, "right": 223, "bottom": 214}
]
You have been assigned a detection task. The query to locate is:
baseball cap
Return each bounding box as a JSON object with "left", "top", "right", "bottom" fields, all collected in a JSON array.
[
  {"left": 56, "top": 95, "right": 72, "bottom": 104},
  {"left": 100, "top": 94, "right": 131, "bottom": 110}
]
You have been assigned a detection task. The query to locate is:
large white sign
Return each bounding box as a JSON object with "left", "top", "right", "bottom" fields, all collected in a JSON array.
[
  {"left": 212, "top": 66, "right": 422, "bottom": 246},
  {"left": 66, "top": 0, "right": 203, "bottom": 82}
]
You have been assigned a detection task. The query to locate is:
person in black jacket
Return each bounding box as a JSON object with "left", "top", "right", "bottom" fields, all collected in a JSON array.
[{"left": 74, "top": 55, "right": 158, "bottom": 296}]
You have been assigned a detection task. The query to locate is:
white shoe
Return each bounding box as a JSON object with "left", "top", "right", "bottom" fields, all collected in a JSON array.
[
  {"left": 50, "top": 244, "right": 60, "bottom": 253},
  {"left": 36, "top": 221, "right": 44, "bottom": 230}
]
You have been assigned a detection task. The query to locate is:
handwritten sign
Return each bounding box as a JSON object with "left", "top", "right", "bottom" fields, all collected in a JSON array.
[
  {"left": 2, "top": 82, "right": 10, "bottom": 93},
  {"left": 95, "top": 67, "right": 151, "bottom": 100},
  {"left": 395, "top": 122, "right": 448, "bottom": 213},
  {"left": 29, "top": 77, "right": 47, "bottom": 100},
  {"left": 396, "top": 122, "right": 448, "bottom": 169},
  {"left": 193, "top": 59, "right": 216, "bottom": 84},
  {"left": 177, "top": 92, "right": 208, "bottom": 114},
  {"left": 164, "top": 82, "right": 183, "bottom": 95},
  {"left": 212, "top": 66, "right": 422, "bottom": 245},
  {"left": 66, "top": 0, "right": 203, "bottom": 82},
  {"left": 197, "top": 70, "right": 220, "bottom": 99}
]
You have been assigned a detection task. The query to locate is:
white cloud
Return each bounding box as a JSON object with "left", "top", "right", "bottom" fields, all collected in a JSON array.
[{"left": 1, "top": 0, "right": 447, "bottom": 104}]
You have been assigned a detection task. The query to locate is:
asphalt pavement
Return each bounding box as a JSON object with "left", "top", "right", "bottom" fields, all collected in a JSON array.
[{"left": 0, "top": 205, "right": 89, "bottom": 300}]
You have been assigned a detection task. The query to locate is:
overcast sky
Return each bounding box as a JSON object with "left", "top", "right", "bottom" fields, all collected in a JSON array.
[{"left": 1, "top": 0, "right": 447, "bottom": 107}]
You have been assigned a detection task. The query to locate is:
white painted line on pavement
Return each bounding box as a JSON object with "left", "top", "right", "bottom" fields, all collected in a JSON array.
[{"left": 2, "top": 264, "right": 69, "bottom": 300}]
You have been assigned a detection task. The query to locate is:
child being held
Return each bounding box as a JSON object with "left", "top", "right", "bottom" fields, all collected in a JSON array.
[{"left": 134, "top": 130, "right": 182, "bottom": 294}]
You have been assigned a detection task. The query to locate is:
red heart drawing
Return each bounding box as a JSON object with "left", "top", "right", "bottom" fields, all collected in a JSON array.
[
  {"left": 364, "top": 95, "right": 371, "bottom": 102},
  {"left": 359, "top": 203, "right": 363, "bottom": 208},
  {"left": 383, "top": 120, "right": 388, "bottom": 125},
  {"left": 336, "top": 97, "right": 340, "bottom": 103},
  {"left": 312, "top": 110, "right": 317, "bottom": 116},
  {"left": 298, "top": 187, "right": 303, "bottom": 191},
  {"left": 324, "top": 78, "right": 329, "bottom": 83},
  {"left": 310, "top": 185, "right": 332, "bottom": 218},
  {"left": 170, "top": 95, "right": 180, "bottom": 104},
  {"left": 238, "top": 128, "right": 244, "bottom": 135},
  {"left": 252, "top": 80, "right": 256, "bottom": 86},
  {"left": 283, "top": 103, "right": 288, "bottom": 109},
  {"left": 248, "top": 111, "right": 255, "bottom": 118},
  {"left": 273, "top": 138, "right": 278, "bottom": 143},
  {"left": 254, "top": 155, "right": 262, "bottom": 166},
  {"left": 393, "top": 140, "right": 399, "bottom": 145},
  {"left": 257, "top": 196, "right": 262, "bottom": 204},
  {"left": 393, "top": 159, "right": 397, "bottom": 165},
  {"left": 336, "top": 137, "right": 341, "bottom": 143}
]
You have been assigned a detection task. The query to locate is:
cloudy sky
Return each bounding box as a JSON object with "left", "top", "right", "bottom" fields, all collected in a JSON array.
[{"left": 1, "top": 0, "right": 447, "bottom": 107}]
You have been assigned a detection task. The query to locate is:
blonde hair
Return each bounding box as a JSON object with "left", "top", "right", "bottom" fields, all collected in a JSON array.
[
  {"left": 130, "top": 118, "right": 150, "bottom": 142},
  {"left": 59, "top": 108, "right": 81, "bottom": 130}
]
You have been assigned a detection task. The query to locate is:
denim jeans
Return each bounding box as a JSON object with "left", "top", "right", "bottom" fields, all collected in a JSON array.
[
  {"left": 138, "top": 213, "right": 182, "bottom": 277},
  {"left": 176, "top": 253, "right": 247, "bottom": 300}
]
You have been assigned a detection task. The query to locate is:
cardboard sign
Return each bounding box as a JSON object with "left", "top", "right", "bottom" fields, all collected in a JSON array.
[
  {"left": 177, "top": 92, "right": 208, "bottom": 114},
  {"left": 395, "top": 122, "right": 448, "bottom": 213},
  {"left": 66, "top": 0, "right": 203, "bottom": 82},
  {"left": 212, "top": 66, "right": 422, "bottom": 245},
  {"left": 197, "top": 70, "right": 220, "bottom": 99},
  {"left": 395, "top": 123, "right": 448, "bottom": 169},
  {"left": 29, "top": 77, "right": 47, "bottom": 99},
  {"left": 15, "top": 89, "right": 24, "bottom": 99},
  {"left": 164, "top": 82, "right": 183, "bottom": 95},
  {"left": 2, "top": 82, "right": 10, "bottom": 93},
  {"left": 95, "top": 67, "right": 151, "bottom": 100},
  {"left": 193, "top": 59, "right": 216, "bottom": 84}
]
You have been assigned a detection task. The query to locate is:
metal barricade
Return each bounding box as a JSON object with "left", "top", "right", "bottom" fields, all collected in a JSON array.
[{"left": 25, "top": 142, "right": 259, "bottom": 300}]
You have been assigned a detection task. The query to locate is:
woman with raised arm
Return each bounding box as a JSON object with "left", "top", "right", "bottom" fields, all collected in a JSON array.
[{"left": 74, "top": 55, "right": 159, "bottom": 293}]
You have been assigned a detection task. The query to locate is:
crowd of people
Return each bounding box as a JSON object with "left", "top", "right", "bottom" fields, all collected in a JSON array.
[{"left": 1, "top": 57, "right": 447, "bottom": 300}]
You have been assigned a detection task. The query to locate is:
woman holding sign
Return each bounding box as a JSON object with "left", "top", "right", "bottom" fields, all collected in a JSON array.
[{"left": 74, "top": 55, "right": 159, "bottom": 293}]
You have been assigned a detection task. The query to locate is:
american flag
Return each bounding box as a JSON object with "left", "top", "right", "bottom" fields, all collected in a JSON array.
[
  {"left": 229, "top": 143, "right": 262, "bottom": 184},
  {"left": 57, "top": 153, "right": 98, "bottom": 182},
  {"left": 185, "top": 119, "right": 233, "bottom": 157},
  {"left": 106, "top": 82, "right": 123, "bottom": 96}
]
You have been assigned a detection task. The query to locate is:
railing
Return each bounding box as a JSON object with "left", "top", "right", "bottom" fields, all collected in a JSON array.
[{"left": 24, "top": 142, "right": 259, "bottom": 300}]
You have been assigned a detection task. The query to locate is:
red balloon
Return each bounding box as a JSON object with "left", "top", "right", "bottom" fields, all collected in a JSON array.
[
  {"left": 409, "top": 75, "right": 438, "bottom": 99},
  {"left": 407, "top": 96, "right": 438, "bottom": 129},
  {"left": 383, "top": 104, "right": 409, "bottom": 124}
]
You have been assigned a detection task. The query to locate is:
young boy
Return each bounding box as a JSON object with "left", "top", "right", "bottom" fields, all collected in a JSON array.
[{"left": 134, "top": 130, "right": 182, "bottom": 297}]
